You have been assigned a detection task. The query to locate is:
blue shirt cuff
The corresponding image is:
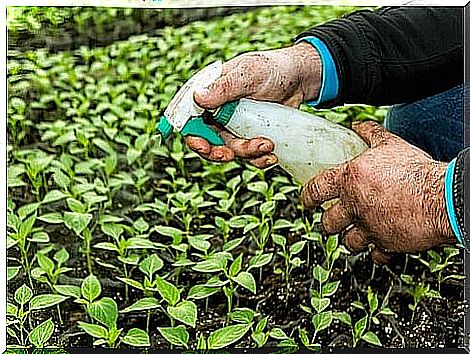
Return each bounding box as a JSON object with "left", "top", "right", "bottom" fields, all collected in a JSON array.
[
  {"left": 296, "top": 36, "right": 339, "bottom": 107},
  {"left": 444, "top": 158, "right": 464, "bottom": 246}
]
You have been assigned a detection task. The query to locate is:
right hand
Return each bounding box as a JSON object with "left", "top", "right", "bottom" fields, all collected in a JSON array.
[{"left": 185, "top": 42, "right": 323, "bottom": 168}]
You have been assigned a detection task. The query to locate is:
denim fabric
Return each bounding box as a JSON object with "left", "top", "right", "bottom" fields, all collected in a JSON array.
[{"left": 384, "top": 84, "right": 466, "bottom": 162}]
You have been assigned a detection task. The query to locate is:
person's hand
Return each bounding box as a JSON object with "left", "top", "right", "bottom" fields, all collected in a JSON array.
[
  {"left": 300, "top": 121, "right": 457, "bottom": 264},
  {"left": 185, "top": 42, "right": 322, "bottom": 168}
]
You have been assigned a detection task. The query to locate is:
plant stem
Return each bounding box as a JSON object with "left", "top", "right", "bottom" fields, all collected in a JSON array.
[
  {"left": 83, "top": 230, "right": 92, "bottom": 274},
  {"left": 146, "top": 311, "right": 150, "bottom": 334},
  {"left": 57, "top": 304, "right": 63, "bottom": 325},
  {"left": 21, "top": 248, "right": 33, "bottom": 288},
  {"left": 124, "top": 265, "right": 129, "bottom": 301},
  {"left": 307, "top": 243, "right": 310, "bottom": 268}
]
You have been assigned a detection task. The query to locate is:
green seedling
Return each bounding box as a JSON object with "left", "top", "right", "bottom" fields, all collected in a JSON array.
[
  {"left": 56, "top": 274, "right": 150, "bottom": 348},
  {"left": 349, "top": 287, "right": 396, "bottom": 347},
  {"left": 95, "top": 221, "right": 157, "bottom": 286},
  {"left": 400, "top": 274, "right": 440, "bottom": 322},
  {"left": 272, "top": 234, "right": 306, "bottom": 294},
  {"left": 7, "top": 283, "right": 68, "bottom": 347},
  {"left": 7, "top": 207, "right": 38, "bottom": 287},
  {"left": 167, "top": 189, "right": 215, "bottom": 233},
  {"left": 135, "top": 198, "right": 172, "bottom": 225},
  {"left": 245, "top": 312, "right": 295, "bottom": 348},
  {"left": 119, "top": 268, "right": 198, "bottom": 346},
  {"left": 292, "top": 214, "right": 323, "bottom": 268},
  {"left": 32, "top": 248, "right": 72, "bottom": 289},
  {"left": 411, "top": 247, "right": 464, "bottom": 292},
  {"left": 117, "top": 253, "right": 164, "bottom": 306},
  {"left": 190, "top": 251, "right": 267, "bottom": 322},
  {"left": 78, "top": 300, "right": 150, "bottom": 348},
  {"left": 31, "top": 247, "right": 72, "bottom": 324},
  {"left": 15, "top": 150, "right": 55, "bottom": 200},
  {"left": 228, "top": 199, "right": 276, "bottom": 253}
]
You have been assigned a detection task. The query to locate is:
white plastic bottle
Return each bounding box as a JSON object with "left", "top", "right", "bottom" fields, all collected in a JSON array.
[{"left": 212, "top": 98, "right": 368, "bottom": 184}]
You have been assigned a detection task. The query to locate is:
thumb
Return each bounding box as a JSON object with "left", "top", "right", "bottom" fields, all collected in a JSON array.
[
  {"left": 194, "top": 70, "right": 254, "bottom": 110},
  {"left": 352, "top": 120, "right": 394, "bottom": 148}
]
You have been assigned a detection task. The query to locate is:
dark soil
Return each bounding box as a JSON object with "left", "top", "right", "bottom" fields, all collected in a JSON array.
[{"left": 7, "top": 231, "right": 466, "bottom": 349}]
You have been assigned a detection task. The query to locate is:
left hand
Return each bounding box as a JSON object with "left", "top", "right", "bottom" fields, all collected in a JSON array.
[{"left": 300, "top": 121, "right": 457, "bottom": 264}]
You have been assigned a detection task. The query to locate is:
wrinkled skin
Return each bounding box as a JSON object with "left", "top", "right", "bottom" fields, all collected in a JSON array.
[
  {"left": 181, "top": 43, "right": 456, "bottom": 261},
  {"left": 301, "top": 121, "right": 456, "bottom": 263},
  {"left": 185, "top": 42, "right": 321, "bottom": 167}
]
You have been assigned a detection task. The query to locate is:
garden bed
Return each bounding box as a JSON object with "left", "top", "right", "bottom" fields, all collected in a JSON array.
[{"left": 7, "top": 5, "right": 466, "bottom": 350}]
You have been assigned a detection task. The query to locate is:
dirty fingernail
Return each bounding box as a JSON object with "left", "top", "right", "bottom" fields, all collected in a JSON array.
[
  {"left": 267, "top": 156, "right": 277, "bottom": 164},
  {"left": 260, "top": 142, "right": 272, "bottom": 153},
  {"left": 213, "top": 150, "right": 224, "bottom": 159}
]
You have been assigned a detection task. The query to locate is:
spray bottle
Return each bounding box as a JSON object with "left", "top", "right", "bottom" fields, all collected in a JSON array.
[{"left": 158, "top": 61, "right": 368, "bottom": 184}]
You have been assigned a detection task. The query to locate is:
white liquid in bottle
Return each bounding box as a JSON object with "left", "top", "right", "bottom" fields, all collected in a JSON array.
[{"left": 214, "top": 98, "right": 368, "bottom": 184}]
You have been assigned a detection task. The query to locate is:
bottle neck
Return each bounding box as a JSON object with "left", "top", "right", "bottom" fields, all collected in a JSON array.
[{"left": 212, "top": 101, "right": 239, "bottom": 126}]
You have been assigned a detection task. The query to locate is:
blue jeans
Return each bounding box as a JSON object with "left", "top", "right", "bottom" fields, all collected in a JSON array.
[{"left": 384, "top": 84, "right": 467, "bottom": 162}]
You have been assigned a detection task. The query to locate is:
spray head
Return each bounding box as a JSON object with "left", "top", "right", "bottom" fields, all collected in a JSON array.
[{"left": 158, "top": 61, "right": 225, "bottom": 145}]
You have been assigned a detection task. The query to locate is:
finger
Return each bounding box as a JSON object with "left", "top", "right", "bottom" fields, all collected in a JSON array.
[
  {"left": 301, "top": 165, "right": 344, "bottom": 210},
  {"left": 185, "top": 136, "right": 211, "bottom": 155},
  {"left": 342, "top": 226, "right": 369, "bottom": 253},
  {"left": 249, "top": 154, "right": 278, "bottom": 169},
  {"left": 186, "top": 138, "right": 235, "bottom": 162},
  {"left": 194, "top": 70, "right": 255, "bottom": 110},
  {"left": 351, "top": 121, "right": 394, "bottom": 148},
  {"left": 321, "top": 201, "right": 354, "bottom": 235},
  {"left": 219, "top": 130, "right": 275, "bottom": 159},
  {"left": 206, "top": 146, "right": 235, "bottom": 162},
  {"left": 370, "top": 247, "right": 393, "bottom": 265}
]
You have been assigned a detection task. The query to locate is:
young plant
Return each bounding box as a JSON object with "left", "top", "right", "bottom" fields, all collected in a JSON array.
[
  {"left": 95, "top": 222, "right": 157, "bottom": 299},
  {"left": 400, "top": 274, "right": 441, "bottom": 322},
  {"left": 63, "top": 274, "right": 150, "bottom": 348},
  {"left": 272, "top": 234, "right": 305, "bottom": 294},
  {"left": 245, "top": 312, "right": 294, "bottom": 348},
  {"left": 411, "top": 247, "right": 464, "bottom": 292},
  {"left": 7, "top": 283, "right": 68, "bottom": 347},
  {"left": 32, "top": 248, "right": 72, "bottom": 290},
  {"left": 7, "top": 207, "right": 38, "bottom": 287},
  {"left": 196, "top": 322, "right": 251, "bottom": 350},
  {"left": 191, "top": 252, "right": 263, "bottom": 322},
  {"left": 349, "top": 287, "right": 395, "bottom": 347}
]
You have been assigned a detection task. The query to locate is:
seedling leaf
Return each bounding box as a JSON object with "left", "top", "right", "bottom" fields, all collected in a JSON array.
[
  {"left": 81, "top": 274, "right": 101, "bottom": 302},
  {"left": 14, "top": 284, "right": 33, "bottom": 305},
  {"left": 158, "top": 326, "right": 189, "bottom": 348},
  {"left": 122, "top": 328, "right": 150, "bottom": 347},
  {"left": 312, "top": 311, "right": 333, "bottom": 333},
  {"left": 362, "top": 331, "right": 382, "bottom": 346},
  {"left": 167, "top": 301, "right": 197, "bottom": 328},
  {"left": 78, "top": 321, "right": 108, "bottom": 339},
  {"left": 207, "top": 324, "right": 250, "bottom": 349},
  {"left": 156, "top": 275, "right": 180, "bottom": 306},
  {"left": 121, "top": 297, "right": 160, "bottom": 313},
  {"left": 30, "top": 294, "right": 68, "bottom": 311},
  {"left": 232, "top": 271, "right": 256, "bottom": 294},
  {"left": 28, "top": 318, "right": 54, "bottom": 347},
  {"left": 88, "top": 297, "right": 118, "bottom": 329}
]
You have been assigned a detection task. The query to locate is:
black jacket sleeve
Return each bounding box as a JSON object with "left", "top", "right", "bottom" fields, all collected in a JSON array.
[
  {"left": 295, "top": 7, "right": 464, "bottom": 107},
  {"left": 452, "top": 147, "right": 469, "bottom": 249}
]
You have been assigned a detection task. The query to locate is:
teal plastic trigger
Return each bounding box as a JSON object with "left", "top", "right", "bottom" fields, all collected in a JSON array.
[
  {"left": 158, "top": 116, "right": 224, "bottom": 146},
  {"left": 180, "top": 118, "right": 224, "bottom": 146}
]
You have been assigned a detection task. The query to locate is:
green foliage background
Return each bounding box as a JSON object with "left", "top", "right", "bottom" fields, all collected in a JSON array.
[{"left": 6, "top": 5, "right": 462, "bottom": 349}]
